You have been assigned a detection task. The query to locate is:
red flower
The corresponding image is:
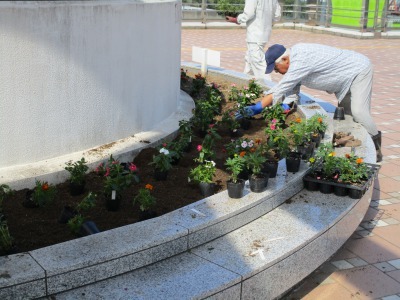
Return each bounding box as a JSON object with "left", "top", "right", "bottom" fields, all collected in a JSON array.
[
  {"left": 41, "top": 183, "right": 49, "bottom": 191},
  {"left": 128, "top": 163, "right": 137, "bottom": 172},
  {"left": 197, "top": 145, "right": 202, "bottom": 152}
]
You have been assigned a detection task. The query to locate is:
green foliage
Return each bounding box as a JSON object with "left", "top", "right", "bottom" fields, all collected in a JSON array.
[
  {"left": 338, "top": 155, "right": 371, "bottom": 184},
  {"left": 76, "top": 192, "right": 97, "bottom": 212},
  {"left": 32, "top": 180, "right": 57, "bottom": 207},
  {"left": 222, "top": 109, "right": 240, "bottom": 132},
  {"left": 244, "top": 147, "right": 267, "bottom": 175},
  {"left": 150, "top": 147, "right": 173, "bottom": 172},
  {"left": 247, "top": 79, "right": 263, "bottom": 98},
  {"left": 64, "top": 157, "right": 89, "bottom": 184},
  {"left": 225, "top": 155, "right": 246, "bottom": 183},
  {"left": 262, "top": 104, "right": 286, "bottom": 126},
  {"left": 192, "top": 100, "right": 216, "bottom": 132},
  {"left": 264, "top": 120, "right": 290, "bottom": 158},
  {"left": 0, "top": 216, "right": 13, "bottom": 254},
  {"left": 67, "top": 214, "right": 84, "bottom": 235},
  {"left": 288, "top": 118, "right": 308, "bottom": 151},
  {"left": 99, "top": 155, "right": 140, "bottom": 195},
  {"left": 306, "top": 113, "right": 328, "bottom": 134},
  {"left": 214, "top": 0, "right": 245, "bottom": 17},
  {"left": 0, "top": 184, "right": 13, "bottom": 210},
  {"left": 133, "top": 185, "right": 156, "bottom": 212},
  {"left": 189, "top": 160, "right": 216, "bottom": 184}
]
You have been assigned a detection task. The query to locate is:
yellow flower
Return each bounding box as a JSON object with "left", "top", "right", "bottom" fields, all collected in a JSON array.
[
  {"left": 328, "top": 152, "right": 335, "bottom": 157},
  {"left": 145, "top": 184, "right": 153, "bottom": 190},
  {"left": 309, "top": 157, "right": 315, "bottom": 163}
]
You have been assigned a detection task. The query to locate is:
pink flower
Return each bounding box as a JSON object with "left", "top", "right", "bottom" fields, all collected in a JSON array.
[
  {"left": 197, "top": 145, "right": 202, "bottom": 152},
  {"left": 128, "top": 163, "right": 137, "bottom": 172},
  {"left": 209, "top": 124, "right": 215, "bottom": 128},
  {"left": 104, "top": 167, "right": 110, "bottom": 177},
  {"left": 112, "top": 160, "right": 119, "bottom": 165},
  {"left": 270, "top": 124, "right": 276, "bottom": 130},
  {"left": 271, "top": 119, "right": 277, "bottom": 124},
  {"left": 163, "top": 143, "right": 167, "bottom": 147},
  {"left": 231, "top": 83, "right": 236, "bottom": 87}
]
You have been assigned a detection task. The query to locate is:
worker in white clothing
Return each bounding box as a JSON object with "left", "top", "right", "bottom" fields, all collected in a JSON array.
[{"left": 226, "top": 0, "right": 281, "bottom": 84}]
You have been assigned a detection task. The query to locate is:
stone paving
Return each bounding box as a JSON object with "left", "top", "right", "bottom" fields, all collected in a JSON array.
[{"left": 181, "top": 27, "right": 400, "bottom": 299}]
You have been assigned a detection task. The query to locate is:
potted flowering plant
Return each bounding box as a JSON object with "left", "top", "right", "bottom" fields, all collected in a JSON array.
[
  {"left": 97, "top": 155, "right": 140, "bottom": 211},
  {"left": 222, "top": 109, "right": 240, "bottom": 137},
  {"left": 24, "top": 180, "right": 57, "bottom": 208},
  {"left": 189, "top": 160, "right": 217, "bottom": 197},
  {"left": 64, "top": 157, "right": 89, "bottom": 196},
  {"left": 67, "top": 192, "right": 99, "bottom": 236},
  {"left": 225, "top": 155, "right": 246, "bottom": 198},
  {"left": 149, "top": 146, "right": 173, "bottom": 180},
  {"left": 133, "top": 184, "right": 157, "bottom": 221},
  {"left": 264, "top": 119, "right": 290, "bottom": 159},
  {"left": 307, "top": 113, "right": 328, "bottom": 139},
  {"left": 244, "top": 146, "right": 268, "bottom": 193}
]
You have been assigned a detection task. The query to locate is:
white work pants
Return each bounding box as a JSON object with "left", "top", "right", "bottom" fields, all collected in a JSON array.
[
  {"left": 339, "top": 64, "right": 378, "bottom": 136},
  {"left": 244, "top": 42, "right": 271, "bottom": 84}
]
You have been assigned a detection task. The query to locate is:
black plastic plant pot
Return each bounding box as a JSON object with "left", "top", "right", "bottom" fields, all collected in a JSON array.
[
  {"left": 319, "top": 182, "right": 333, "bottom": 194},
  {"left": 286, "top": 157, "right": 301, "bottom": 173},
  {"left": 238, "top": 168, "right": 251, "bottom": 181},
  {"left": 303, "top": 178, "right": 319, "bottom": 191},
  {"left": 139, "top": 210, "right": 158, "bottom": 221},
  {"left": 105, "top": 193, "right": 121, "bottom": 212},
  {"left": 22, "top": 190, "right": 38, "bottom": 208},
  {"left": 334, "top": 185, "right": 348, "bottom": 197},
  {"left": 58, "top": 206, "right": 78, "bottom": 224},
  {"left": 199, "top": 182, "right": 215, "bottom": 197},
  {"left": 227, "top": 179, "right": 245, "bottom": 199},
  {"left": 348, "top": 188, "right": 365, "bottom": 199},
  {"left": 69, "top": 181, "right": 85, "bottom": 196},
  {"left": 240, "top": 118, "right": 251, "bottom": 130},
  {"left": 262, "top": 161, "right": 278, "bottom": 178},
  {"left": 80, "top": 221, "right": 100, "bottom": 236},
  {"left": 249, "top": 175, "right": 268, "bottom": 193}
]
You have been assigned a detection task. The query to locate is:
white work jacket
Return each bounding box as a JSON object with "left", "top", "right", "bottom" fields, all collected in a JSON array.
[{"left": 237, "top": 0, "right": 281, "bottom": 43}]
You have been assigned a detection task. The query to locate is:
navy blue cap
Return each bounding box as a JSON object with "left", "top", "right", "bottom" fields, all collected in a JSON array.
[{"left": 265, "top": 44, "right": 286, "bottom": 74}]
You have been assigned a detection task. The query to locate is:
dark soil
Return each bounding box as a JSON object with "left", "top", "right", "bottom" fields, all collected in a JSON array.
[{"left": 2, "top": 71, "right": 300, "bottom": 255}]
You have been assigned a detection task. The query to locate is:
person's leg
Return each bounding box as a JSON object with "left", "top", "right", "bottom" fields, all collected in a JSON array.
[
  {"left": 243, "top": 43, "right": 253, "bottom": 76},
  {"left": 341, "top": 64, "right": 382, "bottom": 161},
  {"left": 247, "top": 42, "right": 270, "bottom": 84}
]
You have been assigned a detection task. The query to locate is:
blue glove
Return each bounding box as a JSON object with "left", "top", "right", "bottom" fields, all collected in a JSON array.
[
  {"left": 235, "top": 101, "right": 263, "bottom": 120},
  {"left": 281, "top": 103, "right": 290, "bottom": 110}
]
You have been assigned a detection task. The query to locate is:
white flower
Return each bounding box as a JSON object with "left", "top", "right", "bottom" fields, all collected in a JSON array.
[
  {"left": 159, "top": 148, "right": 169, "bottom": 155},
  {"left": 248, "top": 140, "right": 254, "bottom": 147},
  {"left": 241, "top": 141, "right": 248, "bottom": 148}
]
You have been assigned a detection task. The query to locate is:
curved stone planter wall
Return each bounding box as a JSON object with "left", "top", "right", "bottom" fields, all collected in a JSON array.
[
  {"left": 0, "top": 0, "right": 181, "bottom": 169},
  {"left": 0, "top": 66, "right": 378, "bottom": 299}
]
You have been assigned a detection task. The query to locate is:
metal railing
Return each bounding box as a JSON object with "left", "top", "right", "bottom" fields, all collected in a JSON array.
[{"left": 182, "top": 0, "right": 400, "bottom": 33}]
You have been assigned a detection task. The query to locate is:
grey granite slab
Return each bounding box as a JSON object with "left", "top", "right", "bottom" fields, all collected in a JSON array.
[
  {"left": 162, "top": 159, "right": 308, "bottom": 248},
  {"left": 242, "top": 188, "right": 372, "bottom": 299},
  {"left": 0, "top": 253, "right": 46, "bottom": 299},
  {"left": 53, "top": 252, "right": 241, "bottom": 300},
  {"left": 30, "top": 218, "right": 188, "bottom": 294},
  {"left": 191, "top": 190, "right": 358, "bottom": 280}
]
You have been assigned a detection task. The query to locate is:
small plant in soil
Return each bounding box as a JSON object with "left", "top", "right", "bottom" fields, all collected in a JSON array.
[
  {"left": 67, "top": 192, "right": 97, "bottom": 235},
  {"left": 189, "top": 160, "right": 216, "bottom": 184},
  {"left": 0, "top": 215, "right": 14, "bottom": 255},
  {"left": 225, "top": 155, "right": 246, "bottom": 183},
  {"left": 31, "top": 180, "right": 57, "bottom": 207},
  {"left": 133, "top": 184, "right": 156, "bottom": 212},
  {"left": 150, "top": 146, "right": 174, "bottom": 173},
  {"left": 64, "top": 157, "right": 89, "bottom": 185}
]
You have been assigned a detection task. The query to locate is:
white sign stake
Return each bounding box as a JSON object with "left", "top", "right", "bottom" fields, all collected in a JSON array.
[{"left": 192, "top": 46, "right": 221, "bottom": 77}]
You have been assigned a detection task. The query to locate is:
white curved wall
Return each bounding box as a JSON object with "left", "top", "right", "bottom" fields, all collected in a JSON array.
[{"left": 0, "top": 0, "right": 181, "bottom": 168}]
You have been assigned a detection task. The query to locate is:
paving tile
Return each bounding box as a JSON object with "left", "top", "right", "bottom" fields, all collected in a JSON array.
[
  {"left": 382, "top": 295, "right": 400, "bottom": 300},
  {"left": 372, "top": 225, "right": 400, "bottom": 248},
  {"left": 347, "top": 257, "right": 369, "bottom": 267},
  {"left": 330, "top": 248, "right": 357, "bottom": 261},
  {"left": 388, "top": 259, "right": 400, "bottom": 269},
  {"left": 380, "top": 164, "right": 400, "bottom": 177},
  {"left": 382, "top": 218, "right": 400, "bottom": 225},
  {"left": 374, "top": 262, "right": 397, "bottom": 272},
  {"left": 331, "top": 265, "right": 400, "bottom": 299},
  {"left": 331, "top": 260, "right": 354, "bottom": 270},
  {"left": 345, "top": 235, "right": 400, "bottom": 264},
  {"left": 375, "top": 178, "right": 400, "bottom": 193},
  {"left": 357, "top": 230, "right": 375, "bottom": 238},
  {"left": 362, "top": 206, "right": 381, "bottom": 221},
  {"left": 386, "top": 270, "right": 400, "bottom": 283},
  {"left": 300, "top": 282, "right": 357, "bottom": 300},
  {"left": 379, "top": 204, "right": 400, "bottom": 220}
]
